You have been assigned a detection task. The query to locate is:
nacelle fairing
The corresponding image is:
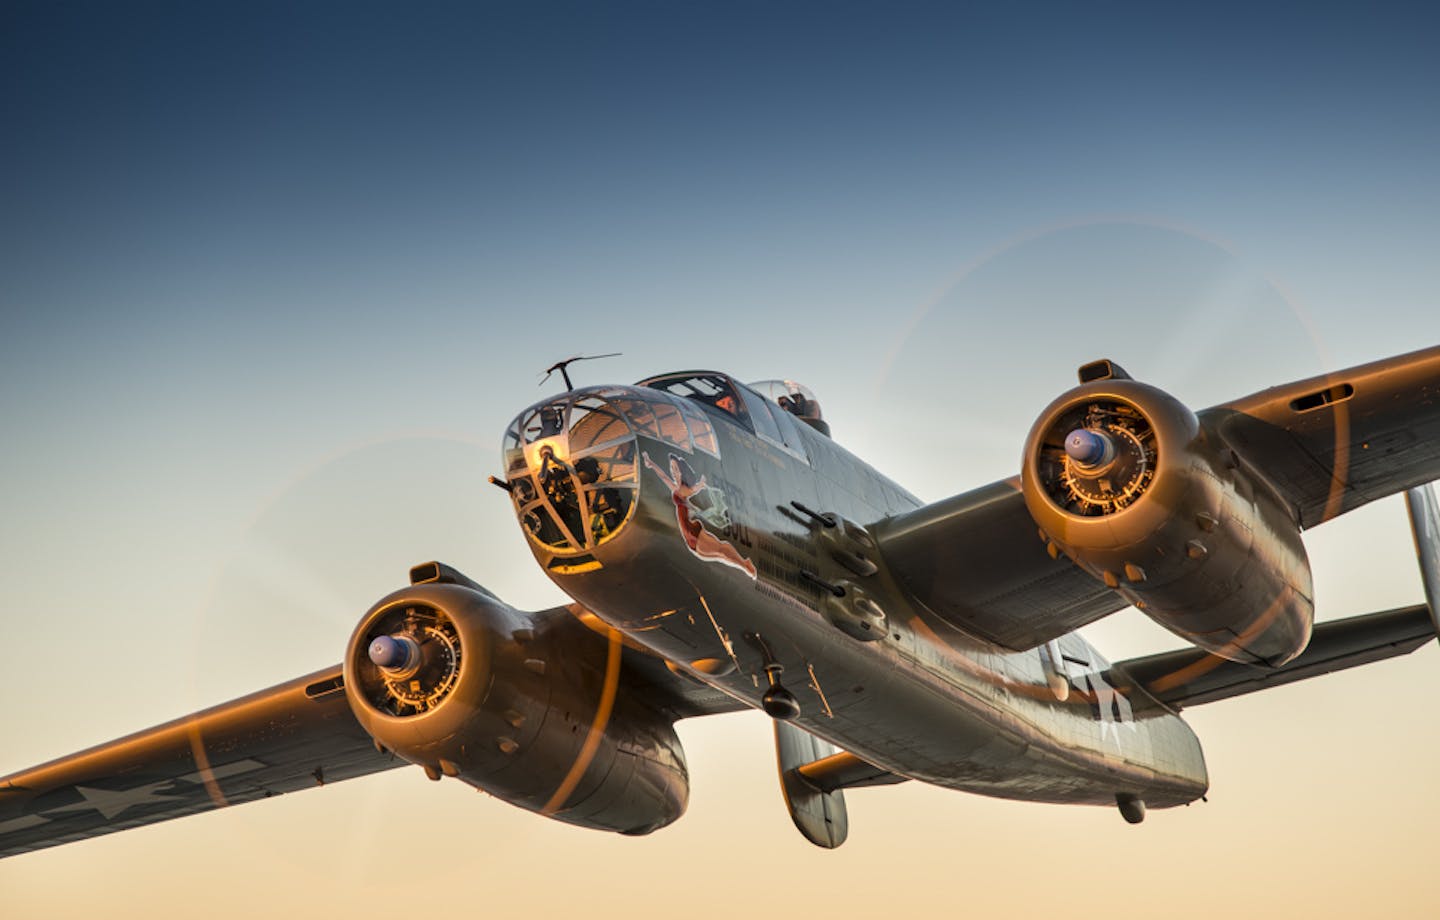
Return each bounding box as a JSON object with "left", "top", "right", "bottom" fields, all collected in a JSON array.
[
  {"left": 343, "top": 578, "right": 689, "bottom": 835},
  {"left": 1022, "top": 377, "right": 1314, "bottom": 666}
]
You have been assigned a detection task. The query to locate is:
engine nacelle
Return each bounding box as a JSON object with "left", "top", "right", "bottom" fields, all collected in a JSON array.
[
  {"left": 1021, "top": 377, "right": 1314, "bottom": 666},
  {"left": 343, "top": 579, "right": 688, "bottom": 835}
]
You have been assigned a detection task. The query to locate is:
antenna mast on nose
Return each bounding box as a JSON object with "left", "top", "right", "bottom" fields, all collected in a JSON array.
[{"left": 539, "top": 353, "right": 622, "bottom": 391}]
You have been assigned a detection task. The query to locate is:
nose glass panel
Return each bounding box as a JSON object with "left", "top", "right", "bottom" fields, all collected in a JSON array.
[{"left": 503, "top": 391, "right": 639, "bottom": 554}]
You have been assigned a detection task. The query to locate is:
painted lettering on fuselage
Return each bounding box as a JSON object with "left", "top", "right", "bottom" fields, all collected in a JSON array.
[{"left": 642, "top": 449, "right": 757, "bottom": 579}]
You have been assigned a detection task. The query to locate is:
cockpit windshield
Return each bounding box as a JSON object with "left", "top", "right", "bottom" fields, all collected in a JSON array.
[
  {"left": 638, "top": 371, "right": 824, "bottom": 451},
  {"left": 636, "top": 372, "right": 752, "bottom": 428}
]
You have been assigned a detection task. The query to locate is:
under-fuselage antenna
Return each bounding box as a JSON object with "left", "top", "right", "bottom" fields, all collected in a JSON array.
[{"left": 539, "top": 353, "right": 621, "bottom": 391}]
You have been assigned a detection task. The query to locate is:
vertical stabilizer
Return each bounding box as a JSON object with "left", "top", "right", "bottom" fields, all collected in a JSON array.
[
  {"left": 1404, "top": 482, "right": 1440, "bottom": 645},
  {"left": 774, "top": 722, "right": 848, "bottom": 848}
]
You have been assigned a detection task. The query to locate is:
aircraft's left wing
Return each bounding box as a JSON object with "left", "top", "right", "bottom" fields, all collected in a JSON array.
[
  {"left": 873, "top": 477, "right": 1124, "bottom": 650},
  {"left": 1110, "top": 604, "right": 1434, "bottom": 710},
  {"left": 0, "top": 665, "right": 397, "bottom": 859},
  {"left": 1203, "top": 344, "right": 1440, "bottom": 528},
  {"left": 873, "top": 346, "right": 1440, "bottom": 653}
]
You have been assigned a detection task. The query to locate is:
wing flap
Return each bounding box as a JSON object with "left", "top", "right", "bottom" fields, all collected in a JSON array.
[
  {"left": 1112, "top": 604, "right": 1434, "bottom": 710},
  {"left": 874, "top": 477, "right": 1124, "bottom": 650},
  {"left": 0, "top": 665, "right": 397, "bottom": 859},
  {"left": 1204, "top": 344, "right": 1440, "bottom": 528}
]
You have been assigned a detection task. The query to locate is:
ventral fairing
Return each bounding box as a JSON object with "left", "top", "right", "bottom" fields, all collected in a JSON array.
[{"left": 3, "top": 347, "right": 1439, "bottom": 855}]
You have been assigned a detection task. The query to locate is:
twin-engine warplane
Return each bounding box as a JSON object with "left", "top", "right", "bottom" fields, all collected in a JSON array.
[{"left": 3, "top": 347, "right": 1440, "bottom": 855}]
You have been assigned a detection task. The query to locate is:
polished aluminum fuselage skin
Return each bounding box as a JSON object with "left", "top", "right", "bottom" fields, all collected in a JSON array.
[{"left": 514, "top": 384, "right": 1209, "bottom": 809}]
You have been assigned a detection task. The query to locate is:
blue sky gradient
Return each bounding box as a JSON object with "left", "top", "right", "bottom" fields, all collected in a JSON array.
[{"left": 2, "top": 2, "right": 1438, "bottom": 916}]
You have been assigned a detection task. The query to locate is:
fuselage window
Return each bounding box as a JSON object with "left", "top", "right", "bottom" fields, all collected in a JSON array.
[
  {"left": 676, "top": 400, "right": 720, "bottom": 456},
  {"left": 769, "top": 406, "right": 810, "bottom": 463},
  {"left": 611, "top": 397, "right": 662, "bottom": 441},
  {"left": 568, "top": 399, "right": 631, "bottom": 452},
  {"left": 504, "top": 420, "right": 527, "bottom": 476},
  {"left": 650, "top": 402, "right": 692, "bottom": 450}
]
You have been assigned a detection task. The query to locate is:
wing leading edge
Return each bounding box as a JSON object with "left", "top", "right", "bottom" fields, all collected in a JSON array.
[{"left": 1205, "top": 344, "right": 1440, "bottom": 529}]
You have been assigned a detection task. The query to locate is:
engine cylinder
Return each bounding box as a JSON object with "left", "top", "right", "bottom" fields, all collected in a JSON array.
[
  {"left": 1021, "top": 379, "right": 1314, "bottom": 666},
  {"left": 344, "top": 581, "right": 689, "bottom": 834}
]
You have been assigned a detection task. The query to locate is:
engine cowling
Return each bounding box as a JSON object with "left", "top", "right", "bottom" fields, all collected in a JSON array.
[
  {"left": 343, "top": 577, "right": 688, "bottom": 835},
  {"left": 1021, "top": 377, "right": 1314, "bottom": 667}
]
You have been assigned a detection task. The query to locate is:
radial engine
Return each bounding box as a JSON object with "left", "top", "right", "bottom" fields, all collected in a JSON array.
[
  {"left": 343, "top": 563, "right": 689, "bottom": 834},
  {"left": 1021, "top": 361, "right": 1314, "bottom": 667}
]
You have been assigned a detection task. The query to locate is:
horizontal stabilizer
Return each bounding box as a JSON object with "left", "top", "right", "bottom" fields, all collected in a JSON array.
[
  {"left": 1112, "top": 604, "right": 1434, "bottom": 710},
  {"left": 794, "top": 750, "right": 908, "bottom": 793}
]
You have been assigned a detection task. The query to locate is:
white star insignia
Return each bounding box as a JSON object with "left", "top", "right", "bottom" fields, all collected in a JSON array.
[{"left": 45, "top": 782, "right": 181, "bottom": 821}]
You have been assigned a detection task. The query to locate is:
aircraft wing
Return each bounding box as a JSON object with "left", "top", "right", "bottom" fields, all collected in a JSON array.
[
  {"left": 874, "top": 478, "right": 1123, "bottom": 649},
  {"left": 1110, "top": 604, "right": 1435, "bottom": 710},
  {"left": 0, "top": 665, "right": 396, "bottom": 860},
  {"left": 873, "top": 346, "right": 1440, "bottom": 651},
  {"left": 1202, "top": 344, "right": 1440, "bottom": 528},
  {"left": 0, "top": 602, "right": 745, "bottom": 860}
]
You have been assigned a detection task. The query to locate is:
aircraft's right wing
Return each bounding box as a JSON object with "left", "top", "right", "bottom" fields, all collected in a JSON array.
[
  {"left": 1110, "top": 604, "right": 1435, "bottom": 710},
  {"left": 0, "top": 598, "right": 746, "bottom": 861},
  {"left": 0, "top": 665, "right": 397, "bottom": 860}
]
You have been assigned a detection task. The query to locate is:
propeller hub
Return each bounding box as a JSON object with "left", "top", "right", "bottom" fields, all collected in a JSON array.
[
  {"left": 369, "top": 634, "right": 418, "bottom": 671},
  {"left": 1065, "top": 428, "right": 1114, "bottom": 467}
]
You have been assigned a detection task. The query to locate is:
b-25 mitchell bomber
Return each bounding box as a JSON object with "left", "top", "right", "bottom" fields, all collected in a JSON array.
[{"left": 3, "top": 346, "right": 1439, "bottom": 855}]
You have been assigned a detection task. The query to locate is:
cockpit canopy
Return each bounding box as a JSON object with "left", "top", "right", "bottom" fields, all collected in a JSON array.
[
  {"left": 638, "top": 372, "right": 829, "bottom": 437},
  {"left": 637, "top": 372, "right": 748, "bottom": 422}
]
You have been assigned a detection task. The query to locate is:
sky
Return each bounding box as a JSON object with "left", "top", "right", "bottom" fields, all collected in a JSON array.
[{"left": 2, "top": 1, "right": 1439, "bottom": 916}]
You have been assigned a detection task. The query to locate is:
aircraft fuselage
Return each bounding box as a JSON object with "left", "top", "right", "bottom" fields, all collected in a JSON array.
[{"left": 504, "top": 380, "right": 1209, "bottom": 809}]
